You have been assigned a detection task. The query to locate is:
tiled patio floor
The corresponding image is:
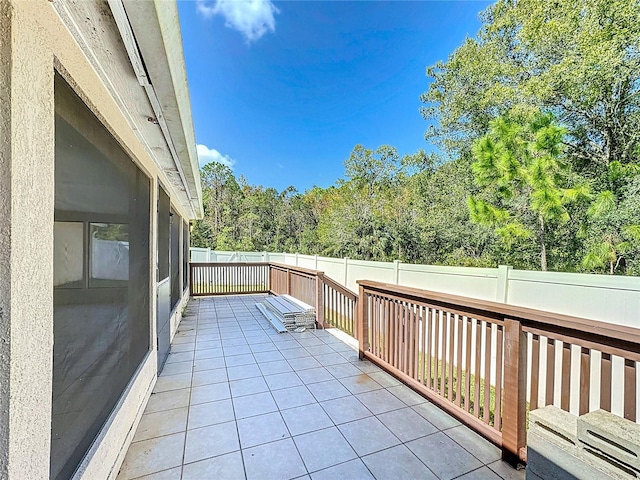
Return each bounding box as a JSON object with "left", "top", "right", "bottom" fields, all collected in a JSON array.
[{"left": 117, "top": 295, "right": 525, "bottom": 480}]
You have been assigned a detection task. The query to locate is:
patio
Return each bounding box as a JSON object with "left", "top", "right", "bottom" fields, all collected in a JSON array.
[{"left": 117, "top": 294, "right": 524, "bottom": 480}]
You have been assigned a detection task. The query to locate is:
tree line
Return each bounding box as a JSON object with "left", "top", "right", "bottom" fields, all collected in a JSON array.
[{"left": 192, "top": 0, "right": 640, "bottom": 275}]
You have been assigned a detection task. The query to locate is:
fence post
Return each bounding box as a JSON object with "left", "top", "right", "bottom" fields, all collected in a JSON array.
[
  {"left": 314, "top": 255, "right": 318, "bottom": 270},
  {"left": 357, "top": 284, "right": 369, "bottom": 360},
  {"left": 316, "top": 274, "right": 325, "bottom": 329},
  {"left": 502, "top": 317, "right": 527, "bottom": 466},
  {"left": 343, "top": 257, "right": 349, "bottom": 286},
  {"left": 496, "top": 265, "right": 512, "bottom": 303},
  {"left": 295, "top": 252, "right": 299, "bottom": 266},
  {"left": 393, "top": 259, "right": 401, "bottom": 285}
]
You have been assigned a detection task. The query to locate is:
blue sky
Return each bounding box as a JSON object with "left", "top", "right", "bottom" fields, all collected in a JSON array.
[{"left": 178, "top": 0, "right": 490, "bottom": 191}]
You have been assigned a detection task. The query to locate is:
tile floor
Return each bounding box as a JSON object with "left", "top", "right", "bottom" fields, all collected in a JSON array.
[{"left": 117, "top": 295, "right": 525, "bottom": 480}]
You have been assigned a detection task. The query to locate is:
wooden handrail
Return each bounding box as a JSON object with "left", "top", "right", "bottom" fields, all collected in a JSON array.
[
  {"left": 190, "top": 261, "right": 268, "bottom": 267},
  {"left": 268, "top": 262, "right": 324, "bottom": 277},
  {"left": 322, "top": 274, "right": 358, "bottom": 301}
]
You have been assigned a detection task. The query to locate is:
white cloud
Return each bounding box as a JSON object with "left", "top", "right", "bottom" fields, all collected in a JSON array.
[
  {"left": 196, "top": 0, "right": 279, "bottom": 42},
  {"left": 197, "top": 144, "right": 236, "bottom": 169}
]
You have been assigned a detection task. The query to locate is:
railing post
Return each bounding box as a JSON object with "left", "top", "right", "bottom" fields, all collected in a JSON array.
[
  {"left": 286, "top": 268, "right": 291, "bottom": 295},
  {"left": 357, "top": 284, "right": 369, "bottom": 360},
  {"left": 189, "top": 263, "right": 193, "bottom": 296},
  {"left": 502, "top": 317, "right": 527, "bottom": 466},
  {"left": 316, "top": 273, "right": 325, "bottom": 329}
]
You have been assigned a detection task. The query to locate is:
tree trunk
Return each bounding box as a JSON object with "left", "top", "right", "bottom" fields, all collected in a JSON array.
[{"left": 539, "top": 215, "right": 547, "bottom": 271}]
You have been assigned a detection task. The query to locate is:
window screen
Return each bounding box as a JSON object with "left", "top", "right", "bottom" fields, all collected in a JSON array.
[
  {"left": 157, "top": 186, "right": 171, "bottom": 372},
  {"left": 52, "top": 75, "right": 151, "bottom": 480},
  {"left": 183, "top": 221, "right": 189, "bottom": 291},
  {"left": 170, "top": 208, "right": 181, "bottom": 310},
  {"left": 158, "top": 187, "right": 170, "bottom": 282}
]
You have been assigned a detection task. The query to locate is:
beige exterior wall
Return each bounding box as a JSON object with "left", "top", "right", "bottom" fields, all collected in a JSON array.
[
  {"left": 0, "top": 1, "right": 197, "bottom": 478},
  {"left": 0, "top": 3, "right": 12, "bottom": 478}
]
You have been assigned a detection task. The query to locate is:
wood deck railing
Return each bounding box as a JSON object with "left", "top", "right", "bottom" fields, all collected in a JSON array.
[
  {"left": 189, "top": 262, "right": 357, "bottom": 334},
  {"left": 356, "top": 280, "right": 640, "bottom": 465},
  {"left": 190, "top": 262, "right": 270, "bottom": 295}
]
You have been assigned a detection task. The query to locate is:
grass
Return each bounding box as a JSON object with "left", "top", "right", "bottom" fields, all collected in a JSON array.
[{"left": 323, "top": 309, "right": 354, "bottom": 336}]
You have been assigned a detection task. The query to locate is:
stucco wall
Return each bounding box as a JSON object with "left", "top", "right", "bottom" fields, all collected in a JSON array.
[
  {"left": 0, "top": 3, "right": 12, "bottom": 477},
  {"left": 1, "top": 2, "right": 56, "bottom": 478},
  {"left": 1, "top": 0, "right": 196, "bottom": 478}
]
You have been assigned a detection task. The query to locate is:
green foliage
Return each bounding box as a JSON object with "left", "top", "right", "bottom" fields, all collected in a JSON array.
[
  {"left": 468, "top": 113, "right": 588, "bottom": 270},
  {"left": 421, "top": 0, "right": 640, "bottom": 168}
]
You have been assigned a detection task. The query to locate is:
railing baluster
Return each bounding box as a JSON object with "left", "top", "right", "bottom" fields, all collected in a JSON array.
[
  {"left": 624, "top": 359, "right": 636, "bottom": 422},
  {"left": 433, "top": 309, "right": 440, "bottom": 393},
  {"left": 483, "top": 322, "right": 492, "bottom": 424},
  {"left": 579, "top": 347, "right": 590, "bottom": 415},
  {"left": 448, "top": 313, "right": 455, "bottom": 401},
  {"left": 440, "top": 312, "right": 446, "bottom": 396},
  {"left": 530, "top": 334, "right": 540, "bottom": 411},
  {"left": 455, "top": 314, "right": 463, "bottom": 406},
  {"left": 561, "top": 342, "right": 571, "bottom": 411},
  {"left": 464, "top": 316, "right": 472, "bottom": 412},
  {"left": 546, "top": 339, "right": 556, "bottom": 406},
  {"left": 495, "top": 325, "right": 503, "bottom": 431},
  {"left": 474, "top": 319, "right": 482, "bottom": 417},
  {"left": 426, "top": 307, "right": 433, "bottom": 390},
  {"left": 601, "top": 352, "right": 612, "bottom": 412}
]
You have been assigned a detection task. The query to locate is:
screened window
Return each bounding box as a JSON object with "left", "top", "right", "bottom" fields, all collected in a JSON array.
[
  {"left": 170, "top": 209, "right": 181, "bottom": 310},
  {"left": 52, "top": 75, "right": 151, "bottom": 480},
  {"left": 183, "top": 221, "right": 189, "bottom": 291},
  {"left": 158, "top": 187, "right": 170, "bottom": 281}
]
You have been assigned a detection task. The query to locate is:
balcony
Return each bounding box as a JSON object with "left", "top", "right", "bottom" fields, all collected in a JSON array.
[
  {"left": 117, "top": 262, "right": 639, "bottom": 479},
  {"left": 117, "top": 293, "right": 522, "bottom": 479}
]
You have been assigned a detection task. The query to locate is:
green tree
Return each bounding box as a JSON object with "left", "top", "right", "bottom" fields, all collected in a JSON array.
[
  {"left": 468, "top": 113, "right": 589, "bottom": 270},
  {"left": 582, "top": 166, "right": 640, "bottom": 274},
  {"left": 421, "top": 0, "right": 640, "bottom": 169}
]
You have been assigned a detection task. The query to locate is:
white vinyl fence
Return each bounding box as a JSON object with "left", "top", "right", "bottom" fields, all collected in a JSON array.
[{"left": 191, "top": 248, "right": 640, "bottom": 329}]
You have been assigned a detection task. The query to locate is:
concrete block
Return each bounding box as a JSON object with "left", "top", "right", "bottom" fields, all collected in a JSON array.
[
  {"left": 529, "top": 406, "right": 579, "bottom": 452},
  {"left": 527, "top": 430, "right": 614, "bottom": 480},
  {"left": 578, "top": 409, "right": 640, "bottom": 477}
]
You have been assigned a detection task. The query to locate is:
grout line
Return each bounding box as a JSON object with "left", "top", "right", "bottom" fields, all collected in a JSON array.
[{"left": 159, "top": 294, "right": 516, "bottom": 480}]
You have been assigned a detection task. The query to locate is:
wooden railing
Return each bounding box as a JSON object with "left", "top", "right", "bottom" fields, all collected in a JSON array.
[
  {"left": 356, "top": 280, "right": 640, "bottom": 465},
  {"left": 269, "top": 263, "right": 319, "bottom": 311},
  {"left": 189, "top": 262, "right": 357, "bottom": 335},
  {"left": 190, "top": 262, "right": 269, "bottom": 296},
  {"left": 322, "top": 275, "right": 357, "bottom": 335}
]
